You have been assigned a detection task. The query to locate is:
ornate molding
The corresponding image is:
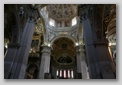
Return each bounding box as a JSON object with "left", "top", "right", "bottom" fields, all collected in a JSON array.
[{"left": 47, "top": 5, "right": 77, "bottom": 20}]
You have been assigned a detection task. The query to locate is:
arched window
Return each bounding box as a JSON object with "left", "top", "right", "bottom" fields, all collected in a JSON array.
[
  {"left": 49, "top": 18, "right": 55, "bottom": 26},
  {"left": 60, "top": 70, "right": 62, "bottom": 77},
  {"left": 72, "top": 17, "right": 77, "bottom": 26},
  {"left": 68, "top": 70, "right": 70, "bottom": 78},
  {"left": 64, "top": 70, "right": 66, "bottom": 78},
  {"left": 56, "top": 69, "right": 59, "bottom": 76},
  {"left": 71, "top": 70, "right": 74, "bottom": 78}
]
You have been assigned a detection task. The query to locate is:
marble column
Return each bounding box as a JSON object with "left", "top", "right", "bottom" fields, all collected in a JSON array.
[
  {"left": 76, "top": 45, "right": 89, "bottom": 79},
  {"left": 76, "top": 45, "right": 82, "bottom": 79},
  {"left": 4, "top": 24, "right": 20, "bottom": 79},
  {"left": 38, "top": 45, "right": 51, "bottom": 79},
  {"left": 10, "top": 18, "right": 35, "bottom": 79},
  {"left": 4, "top": 43, "right": 20, "bottom": 79},
  {"left": 79, "top": 45, "right": 89, "bottom": 79},
  {"left": 82, "top": 17, "right": 101, "bottom": 79},
  {"left": 76, "top": 46, "right": 82, "bottom": 74},
  {"left": 95, "top": 41, "right": 116, "bottom": 79}
]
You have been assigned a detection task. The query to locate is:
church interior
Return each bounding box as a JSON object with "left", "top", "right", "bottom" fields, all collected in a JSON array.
[{"left": 4, "top": 4, "right": 116, "bottom": 79}]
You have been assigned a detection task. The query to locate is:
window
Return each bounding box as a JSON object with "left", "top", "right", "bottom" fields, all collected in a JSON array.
[
  {"left": 72, "top": 17, "right": 77, "bottom": 26},
  {"left": 64, "top": 70, "right": 66, "bottom": 78},
  {"left": 71, "top": 70, "right": 74, "bottom": 78},
  {"left": 56, "top": 70, "right": 59, "bottom": 76},
  {"left": 68, "top": 70, "right": 70, "bottom": 78},
  {"left": 57, "top": 69, "right": 73, "bottom": 79},
  {"left": 60, "top": 70, "right": 62, "bottom": 77},
  {"left": 49, "top": 18, "right": 55, "bottom": 26}
]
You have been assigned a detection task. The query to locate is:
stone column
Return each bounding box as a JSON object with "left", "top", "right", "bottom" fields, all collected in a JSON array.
[
  {"left": 4, "top": 25, "right": 20, "bottom": 79},
  {"left": 62, "top": 21, "right": 65, "bottom": 27},
  {"left": 76, "top": 45, "right": 82, "bottom": 77},
  {"left": 76, "top": 45, "right": 89, "bottom": 79},
  {"left": 38, "top": 45, "right": 51, "bottom": 79},
  {"left": 4, "top": 43, "right": 20, "bottom": 79},
  {"left": 82, "top": 17, "right": 101, "bottom": 79},
  {"left": 95, "top": 41, "right": 116, "bottom": 79},
  {"left": 79, "top": 45, "right": 89, "bottom": 79},
  {"left": 79, "top": 5, "right": 116, "bottom": 79},
  {"left": 12, "top": 18, "right": 35, "bottom": 79}
]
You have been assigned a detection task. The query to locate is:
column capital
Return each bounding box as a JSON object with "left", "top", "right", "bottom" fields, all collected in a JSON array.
[
  {"left": 41, "top": 45, "right": 51, "bottom": 54},
  {"left": 27, "top": 9, "right": 40, "bottom": 23}
]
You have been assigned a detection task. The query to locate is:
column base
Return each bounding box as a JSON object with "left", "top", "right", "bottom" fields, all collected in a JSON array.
[
  {"left": 75, "top": 73, "right": 82, "bottom": 79},
  {"left": 44, "top": 73, "right": 51, "bottom": 79}
]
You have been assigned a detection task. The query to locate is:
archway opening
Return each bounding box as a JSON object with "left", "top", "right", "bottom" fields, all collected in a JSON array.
[
  {"left": 26, "top": 63, "right": 39, "bottom": 79},
  {"left": 50, "top": 37, "right": 76, "bottom": 79}
]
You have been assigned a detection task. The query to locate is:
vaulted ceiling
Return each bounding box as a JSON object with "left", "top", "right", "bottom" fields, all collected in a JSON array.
[{"left": 47, "top": 4, "right": 78, "bottom": 21}]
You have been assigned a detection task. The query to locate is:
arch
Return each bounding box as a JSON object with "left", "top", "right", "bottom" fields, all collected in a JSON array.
[
  {"left": 27, "top": 63, "right": 39, "bottom": 69},
  {"left": 26, "top": 63, "right": 39, "bottom": 79},
  {"left": 4, "top": 5, "right": 21, "bottom": 43},
  {"left": 50, "top": 35, "right": 77, "bottom": 47},
  {"left": 51, "top": 37, "right": 77, "bottom": 68}
]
